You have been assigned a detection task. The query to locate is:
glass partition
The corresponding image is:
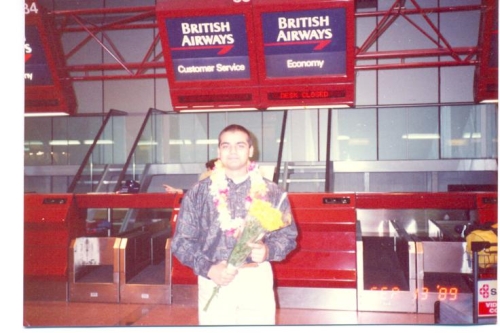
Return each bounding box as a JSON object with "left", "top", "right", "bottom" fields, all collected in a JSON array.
[
  {"left": 115, "top": 109, "right": 170, "bottom": 193},
  {"left": 331, "top": 108, "right": 377, "bottom": 161},
  {"left": 165, "top": 112, "right": 210, "bottom": 163},
  {"left": 67, "top": 109, "right": 128, "bottom": 193},
  {"left": 379, "top": 107, "right": 439, "bottom": 160},
  {"left": 441, "top": 104, "right": 498, "bottom": 159}
]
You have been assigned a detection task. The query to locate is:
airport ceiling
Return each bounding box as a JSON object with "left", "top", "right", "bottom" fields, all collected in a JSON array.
[{"left": 30, "top": 0, "right": 491, "bottom": 82}]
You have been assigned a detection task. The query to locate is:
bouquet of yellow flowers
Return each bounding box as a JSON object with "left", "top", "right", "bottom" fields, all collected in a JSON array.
[{"left": 203, "top": 196, "right": 289, "bottom": 312}]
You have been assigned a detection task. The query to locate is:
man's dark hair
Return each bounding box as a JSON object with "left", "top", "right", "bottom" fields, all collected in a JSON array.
[{"left": 218, "top": 124, "right": 253, "bottom": 147}]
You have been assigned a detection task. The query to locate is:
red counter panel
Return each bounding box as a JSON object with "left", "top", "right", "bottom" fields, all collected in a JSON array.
[
  {"left": 252, "top": 0, "right": 355, "bottom": 108},
  {"left": 156, "top": 0, "right": 261, "bottom": 111},
  {"left": 24, "top": 194, "right": 84, "bottom": 277},
  {"left": 474, "top": 0, "right": 498, "bottom": 103},
  {"left": 355, "top": 192, "right": 477, "bottom": 210},
  {"left": 476, "top": 192, "right": 498, "bottom": 224},
  {"left": 274, "top": 193, "right": 357, "bottom": 288},
  {"left": 74, "top": 193, "right": 178, "bottom": 209}
]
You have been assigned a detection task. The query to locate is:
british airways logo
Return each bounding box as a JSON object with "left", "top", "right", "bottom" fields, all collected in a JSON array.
[
  {"left": 172, "top": 21, "right": 235, "bottom": 55},
  {"left": 272, "top": 15, "right": 332, "bottom": 51},
  {"left": 25, "top": 38, "right": 34, "bottom": 81},
  {"left": 25, "top": 39, "right": 33, "bottom": 62}
]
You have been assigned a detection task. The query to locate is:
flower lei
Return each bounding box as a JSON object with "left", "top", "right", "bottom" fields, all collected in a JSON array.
[{"left": 209, "top": 159, "right": 268, "bottom": 236}]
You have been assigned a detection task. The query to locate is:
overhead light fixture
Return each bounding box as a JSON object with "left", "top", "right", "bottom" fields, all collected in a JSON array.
[
  {"left": 49, "top": 140, "right": 81, "bottom": 146},
  {"left": 24, "top": 141, "right": 44, "bottom": 146},
  {"left": 177, "top": 106, "right": 259, "bottom": 112},
  {"left": 402, "top": 134, "right": 440, "bottom": 140},
  {"left": 169, "top": 139, "right": 193, "bottom": 145},
  {"left": 195, "top": 139, "right": 218, "bottom": 145},
  {"left": 138, "top": 140, "right": 159, "bottom": 146},
  {"left": 479, "top": 99, "right": 498, "bottom": 104},
  {"left": 83, "top": 140, "right": 114, "bottom": 145},
  {"left": 25, "top": 112, "right": 69, "bottom": 117},
  {"left": 463, "top": 132, "right": 481, "bottom": 139}
]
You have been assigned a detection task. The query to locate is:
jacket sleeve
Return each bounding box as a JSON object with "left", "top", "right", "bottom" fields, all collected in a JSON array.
[
  {"left": 171, "top": 186, "right": 214, "bottom": 279},
  {"left": 264, "top": 191, "right": 298, "bottom": 262}
]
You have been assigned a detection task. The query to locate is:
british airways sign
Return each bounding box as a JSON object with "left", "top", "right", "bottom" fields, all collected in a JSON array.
[
  {"left": 157, "top": 0, "right": 354, "bottom": 111},
  {"left": 25, "top": 25, "right": 53, "bottom": 86},
  {"left": 165, "top": 15, "right": 251, "bottom": 81},
  {"left": 262, "top": 8, "right": 347, "bottom": 78}
]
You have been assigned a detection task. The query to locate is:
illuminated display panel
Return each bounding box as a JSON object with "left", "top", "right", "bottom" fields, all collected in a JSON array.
[
  {"left": 261, "top": 8, "right": 347, "bottom": 79},
  {"left": 157, "top": 0, "right": 354, "bottom": 111},
  {"left": 253, "top": 0, "right": 355, "bottom": 108},
  {"left": 24, "top": 0, "right": 76, "bottom": 114},
  {"left": 367, "top": 273, "right": 471, "bottom": 300},
  {"left": 25, "top": 25, "right": 53, "bottom": 86},
  {"left": 156, "top": 0, "right": 261, "bottom": 111},
  {"left": 268, "top": 88, "right": 347, "bottom": 100},
  {"left": 165, "top": 15, "right": 251, "bottom": 82}
]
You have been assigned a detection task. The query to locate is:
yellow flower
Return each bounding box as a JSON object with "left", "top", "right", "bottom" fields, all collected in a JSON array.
[
  {"left": 248, "top": 199, "right": 285, "bottom": 232},
  {"left": 250, "top": 181, "right": 268, "bottom": 198}
]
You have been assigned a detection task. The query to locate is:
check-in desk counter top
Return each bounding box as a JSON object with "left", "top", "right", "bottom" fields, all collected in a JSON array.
[
  {"left": 75, "top": 193, "right": 180, "bottom": 235},
  {"left": 75, "top": 193, "right": 179, "bottom": 209},
  {"left": 355, "top": 192, "right": 477, "bottom": 210}
]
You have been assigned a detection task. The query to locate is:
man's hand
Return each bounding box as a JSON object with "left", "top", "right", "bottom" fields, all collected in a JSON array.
[
  {"left": 162, "top": 184, "right": 183, "bottom": 194},
  {"left": 207, "top": 261, "right": 238, "bottom": 286},
  {"left": 248, "top": 241, "right": 268, "bottom": 263}
]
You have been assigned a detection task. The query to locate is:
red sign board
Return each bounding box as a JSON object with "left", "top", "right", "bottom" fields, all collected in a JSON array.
[
  {"left": 156, "top": 0, "right": 355, "bottom": 111},
  {"left": 156, "top": 0, "right": 261, "bottom": 111},
  {"left": 25, "top": 0, "right": 76, "bottom": 115},
  {"left": 474, "top": 0, "right": 498, "bottom": 103},
  {"left": 253, "top": 0, "right": 355, "bottom": 109}
]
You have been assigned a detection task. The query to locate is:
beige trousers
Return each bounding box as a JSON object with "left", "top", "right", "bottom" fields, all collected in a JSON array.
[{"left": 198, "top": 261, "right": 276, "bottom": 325}]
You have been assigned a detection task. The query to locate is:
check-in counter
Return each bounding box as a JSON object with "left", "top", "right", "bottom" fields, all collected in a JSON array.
[
  {"left": 24, "top": 194, "right": 86, "bottom": 301},
  {"left": 356, "top": 219, "right": 417, "bottom": 313},
  {"left": 69, "top": 193, "right": 176, "bottom": 303},
  {"left": 355, "top": 192, "right": 477, "bottom": 313},
  {"left": 24, "top": 190, "right": 495, "bottom": 311},
  {"left": 119, "top": 224, "right": 172, "bottom": 304},
  {"left": 476, "top": 192, "right": 498, "bottom": 224},
  {"left": 275, "top": 193, "right": 357, "bottom": 310},
  {"left": 408, "top": 219, "right": 472, "bottom": 314},
  {"left": 68, "top": 237, "right": 121, "bottom": 303}
]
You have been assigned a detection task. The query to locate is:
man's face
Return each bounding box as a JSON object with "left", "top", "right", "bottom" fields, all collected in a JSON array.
[{"left": 218, "top": 130, "right": 254, "bottom": 172}]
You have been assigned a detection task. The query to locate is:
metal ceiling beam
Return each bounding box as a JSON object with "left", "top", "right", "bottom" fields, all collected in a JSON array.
[
  {"left": 48, "top": 1, "right": 484, "bottom": 81},
  {"left": 355, "top": 0, "right": 482, "bottom": 69}
]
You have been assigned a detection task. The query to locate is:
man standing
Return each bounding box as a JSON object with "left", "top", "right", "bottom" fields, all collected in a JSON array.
[{"left": 171, "top": 124, "right": 298, "bottom": 325}]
